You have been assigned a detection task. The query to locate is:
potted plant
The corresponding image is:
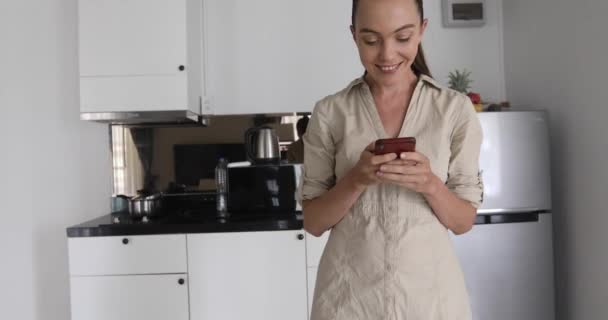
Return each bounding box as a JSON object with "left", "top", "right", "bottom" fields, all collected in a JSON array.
[{"left": 448, "top": 69, "right": 483, "bottom": 112}]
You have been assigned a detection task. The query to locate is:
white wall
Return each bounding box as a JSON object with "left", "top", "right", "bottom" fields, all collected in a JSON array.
[
  {"left": 503, "top": 0, "right": 608, "bottom": 319},
  {"left": 423, "top": 0, "right": 505, "bottom": 103},
  {"left": 0, "top": 1, "right": 111, "bottom": 320}
]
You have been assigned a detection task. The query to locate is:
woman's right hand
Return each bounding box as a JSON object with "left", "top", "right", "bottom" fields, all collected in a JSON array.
[{"left": 349, "top": 142, "right": 398, "bottom": 189}]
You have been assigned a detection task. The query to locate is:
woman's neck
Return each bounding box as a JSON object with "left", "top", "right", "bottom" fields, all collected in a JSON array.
[{"left": 365, "top": 70, "right": 418, "bottom": 99}]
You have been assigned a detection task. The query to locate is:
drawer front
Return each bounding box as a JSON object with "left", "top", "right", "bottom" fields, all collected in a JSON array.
[
  {"left": 305, "top": 232, "right": 329, "bottom": 268},
  {"left": 68, "top": 234, "right": 187, "bottom": 276},
  {"left": 70, "top": 274, "right": 189, "bottom": 320}
]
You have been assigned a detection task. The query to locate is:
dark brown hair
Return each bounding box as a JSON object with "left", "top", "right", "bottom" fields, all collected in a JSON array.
[{"left": 351, "top": 0, "right": 432, "bottom": 78}]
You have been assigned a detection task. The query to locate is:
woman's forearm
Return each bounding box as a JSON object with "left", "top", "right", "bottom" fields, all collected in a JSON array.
[
  {"left": 423, "top": 175, "right": 477, "bottom": 235},
  {"left": 302, "top": 171, "right": 366, "bottom": 237}
]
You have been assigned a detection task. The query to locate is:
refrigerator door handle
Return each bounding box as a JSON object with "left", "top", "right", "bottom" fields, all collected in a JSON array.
[
  {"left": 477, "top": 207, "right": 547, "bottom": 215},
  {"left": 474, "top": 212, "right": 547, "bottom": 225}
]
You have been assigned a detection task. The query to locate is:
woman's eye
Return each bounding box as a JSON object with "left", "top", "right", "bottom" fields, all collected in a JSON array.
[
  {"left": 397, "top": 38, "right": 411, "bottom": 43},
  {"left": 362, "top": 38, "right": 379, "bottom": 45}
]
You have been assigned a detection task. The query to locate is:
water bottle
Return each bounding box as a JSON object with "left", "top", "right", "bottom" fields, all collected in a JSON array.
[{"left": 215, "top": 158, "right": 229, "bottom": 218}]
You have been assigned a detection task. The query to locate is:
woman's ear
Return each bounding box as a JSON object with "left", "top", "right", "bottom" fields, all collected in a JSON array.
[{"left": 420, "top": 18, "right": 429, "bottom": 36}]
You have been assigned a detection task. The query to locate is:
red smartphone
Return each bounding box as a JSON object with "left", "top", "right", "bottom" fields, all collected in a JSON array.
[{"left": 374, "top": 137, "right": 416, "bottom": 155}]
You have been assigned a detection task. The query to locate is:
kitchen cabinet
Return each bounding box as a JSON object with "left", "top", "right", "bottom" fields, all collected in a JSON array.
[
  {"left": 68, "top": 234, "right": 190, "bottom": 320},
  {"left": 304, "top": 231, "right": 329, "bottom": 317},
  {"left": 188, "top": 230, "right": 308, "bottom": 320},
  {"left": 307, "top": 268, "right": 318, "bottom": 316},
  {"left": 67, "top": 230, "right": 316, "bottom": 320},
  {"left": 204, "top": 0, "right": 362, "bottom": 115},
  {"left": 78, "top": 0, "right": 203, "bottom": 114},
  {"left": 70, "top": 274, "right": 189, "bottom": 320}
]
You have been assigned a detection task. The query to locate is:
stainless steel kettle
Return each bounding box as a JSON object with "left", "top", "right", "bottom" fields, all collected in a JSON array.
[{"left": 245, "top": 126, "right": 280, "bottom": 164}]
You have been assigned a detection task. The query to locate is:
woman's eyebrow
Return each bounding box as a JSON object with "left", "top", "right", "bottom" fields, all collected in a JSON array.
[{"left": 359, "top": 24, "right": 416, "bottom": 34}]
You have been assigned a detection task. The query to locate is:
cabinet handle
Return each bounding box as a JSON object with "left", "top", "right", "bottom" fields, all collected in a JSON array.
[
  {"left": 178, "top": 278, "right": 185, "bottom": 285},
  {"left": 122, "top": 238, "right": 129, "bottom": 245},
  {"left": 297, "top": 234, "right": 304, "bottom": 240},
  {"left": 178, "top": 65, "right": 185, "bottom": 71}
]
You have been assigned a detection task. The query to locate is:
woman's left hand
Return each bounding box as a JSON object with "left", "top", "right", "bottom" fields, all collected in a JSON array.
[{"left": 377, "top": 152, "right": 439, "bottom": 195}]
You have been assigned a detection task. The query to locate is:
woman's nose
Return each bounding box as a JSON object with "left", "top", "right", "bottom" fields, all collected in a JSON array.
[{"left": 379, "top": 42, "right": 395, "bottom": 61}]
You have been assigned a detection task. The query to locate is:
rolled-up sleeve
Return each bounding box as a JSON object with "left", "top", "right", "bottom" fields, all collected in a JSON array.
[
  {"left": 446, "top": 97, "right": 484, "bottom": 208},
  {"left": 297, "top": 100, "right": 336, "bottom": 202}
]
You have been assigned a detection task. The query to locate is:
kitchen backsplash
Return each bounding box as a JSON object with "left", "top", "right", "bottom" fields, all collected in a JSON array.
[{"left": 111, "top": 114, "right": 306, "bottom": 196}]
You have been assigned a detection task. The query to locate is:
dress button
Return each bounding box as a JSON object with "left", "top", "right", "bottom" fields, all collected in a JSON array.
[{"left": 386, "top": 265, "right": 392, "bottom": 272}]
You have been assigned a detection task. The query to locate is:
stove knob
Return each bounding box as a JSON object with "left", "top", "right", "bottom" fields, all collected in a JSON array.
[
  {"left": 142, "top": 216, "right": 149, "bottom": 223},
  {"left": 113, "top": 217, "right": 120, "bottom": 224}
]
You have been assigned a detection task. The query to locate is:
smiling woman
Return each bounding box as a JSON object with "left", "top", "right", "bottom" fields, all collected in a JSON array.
[
  {"left": 300, "top": 0, "right": 484, "bottom": 319},
  {"left": 351, "top": 0, "right": 432, "bottom": 82}
]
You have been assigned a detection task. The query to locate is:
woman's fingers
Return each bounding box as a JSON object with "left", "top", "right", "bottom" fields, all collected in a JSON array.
[
  {"left": 365, "top": 142, "right": 376, "bottom": 151},
  {"left": 377, "top": 172, "right": 429, "bottom": 185},
  {"left": 384, "top": 159, "right": 418, "bottom": 167},
  {"left": 379, "top": 164, "right": 426, "bottom": 175},
  {"left": 370, "top": 152, "right": 398, "bottom": 165},
  {"left": 399, "top": 151, "right": 429, "bottom": 164}
]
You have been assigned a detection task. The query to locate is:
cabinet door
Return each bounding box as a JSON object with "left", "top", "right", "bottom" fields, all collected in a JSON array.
[
  {"left": 305, "top": 231, "right": 329, "bottom": 268},
  {"left": 78, "top": 0, "right": 194, "bottom": 112},
  {"left": 306, "top": 267, "right": 318, "bottom": 319},
  {"left": 205, "top": 0, "right": 362, "bottom": 115},
  {"left": 79, "top": 0, "right": 186, "bottom": 76},
  {"left": 70, "top": 274, "right": 189, "bottom": 320},
  {"left": 188, "top": 230, "right": 308, "bottom": 320}
]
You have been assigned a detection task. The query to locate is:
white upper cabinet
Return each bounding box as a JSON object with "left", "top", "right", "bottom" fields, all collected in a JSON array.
[
  {"left": 78, "top": 0, "right": 203, "bottom": 113},
  {"left": 79, "top": 0, "right": 186, "bottom": 77},
  {"left": 204, "top": 0, "right": 363, "bottom": 115}
]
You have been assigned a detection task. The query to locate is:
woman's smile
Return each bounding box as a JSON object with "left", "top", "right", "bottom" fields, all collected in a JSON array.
[{"left": 376, "top": 62, "right": 403, "bottom": 73}]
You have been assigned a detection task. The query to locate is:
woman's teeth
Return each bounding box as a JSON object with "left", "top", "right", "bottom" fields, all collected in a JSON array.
[{"left": 378, "top": 63, "right": 400, "bottom": 72}]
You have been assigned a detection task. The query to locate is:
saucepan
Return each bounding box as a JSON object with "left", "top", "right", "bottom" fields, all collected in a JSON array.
[{"left": 115, "top": 192, "right": 164, "bottom": 218}]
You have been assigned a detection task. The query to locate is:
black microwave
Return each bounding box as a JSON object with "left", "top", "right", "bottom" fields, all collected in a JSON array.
[{"left": 227, "top": 164, "right": 297, "bottom": 215}]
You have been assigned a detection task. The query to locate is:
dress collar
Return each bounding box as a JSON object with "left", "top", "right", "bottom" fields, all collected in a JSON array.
[{"left": 345, "top": 73, "right": 441, "bottom": 93}]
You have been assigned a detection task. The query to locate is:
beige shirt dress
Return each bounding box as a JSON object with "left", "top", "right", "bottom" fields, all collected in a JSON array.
[{"left": 299, "top": 75, "right": 484, "bottom": 320}]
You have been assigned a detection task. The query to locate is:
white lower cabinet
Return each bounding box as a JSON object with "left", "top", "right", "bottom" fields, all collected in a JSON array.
[
  {"left": 68, "top": 231, "right": 315, "bottom": 320},
  {"left": 70, "top": 274, "right": 189, "bottom": 320},
  {"left": 307, "top": 268, "right": 318, "bottom": 317},
  {"left": 187, "top": 230, "right": 308, "bottom": 320},
  {"left": 304, "top": 231, "right": 330, "bottom": 318}
]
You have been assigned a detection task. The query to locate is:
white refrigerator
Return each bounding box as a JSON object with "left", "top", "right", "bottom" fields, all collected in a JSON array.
[{"left": 451, "top": 111, "right": 556, "bottom": 320}]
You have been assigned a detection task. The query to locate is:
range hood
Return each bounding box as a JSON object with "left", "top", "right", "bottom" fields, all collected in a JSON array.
[{"left": 80, "top": 110, "right": 210, "bottom": 126}]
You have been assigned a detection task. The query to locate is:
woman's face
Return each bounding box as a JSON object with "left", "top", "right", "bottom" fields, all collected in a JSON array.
[{"left": 351, "top": 0, "right": 427, "bottom": 86}]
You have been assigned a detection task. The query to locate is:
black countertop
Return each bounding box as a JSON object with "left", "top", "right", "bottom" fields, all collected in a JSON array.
[{"left": 67, "top": 211, "right": 303, "bottom": 237}]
